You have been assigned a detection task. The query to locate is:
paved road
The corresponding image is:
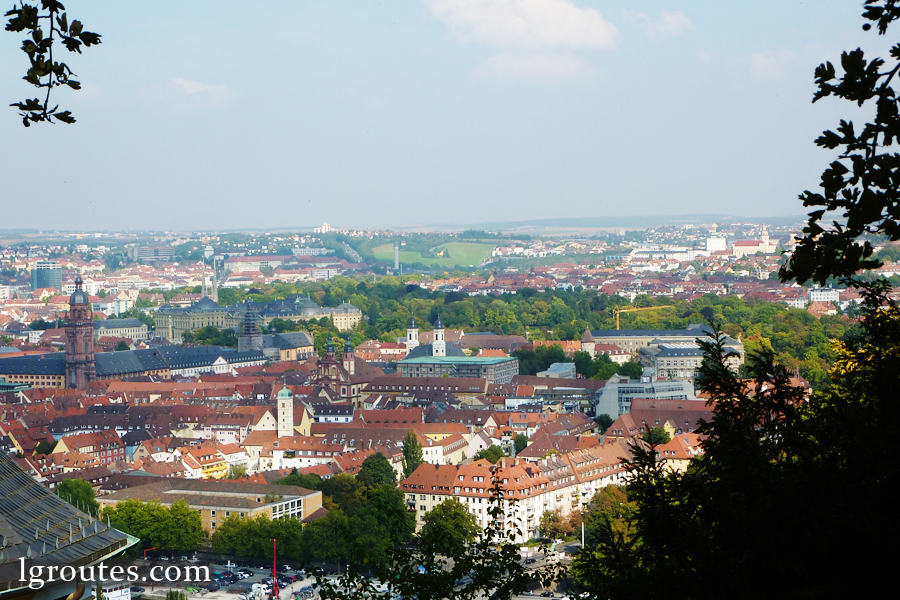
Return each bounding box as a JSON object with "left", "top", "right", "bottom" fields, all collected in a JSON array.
[{"left": 341, "top": 242, "right": 362, "bottom": 263}]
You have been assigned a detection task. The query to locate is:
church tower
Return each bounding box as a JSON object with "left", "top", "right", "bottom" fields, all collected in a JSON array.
[
  {"left": 405, "top": 315, "right": 419, "bottom": 353},
  {"left": 342, "top": 340, "right": 356, "bottom": 375},
  {"left": 238, "top": 301, "right": 263, "bottom": 352},
  {"left": 433, "top": 315, "right": 446, "bottom": 357},
  {"left": 276, "top": 384, "right": 294, "bottom": 438},
  {"left": 65, "top": 276, "right": 95, "bottom": 389}
]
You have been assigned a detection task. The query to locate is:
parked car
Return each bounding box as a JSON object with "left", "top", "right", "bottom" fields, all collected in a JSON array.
[
  {"left": 540, "top": 592, "right": 555, "bottom": 598},
  {"left": 130, "top": 587, "right": 145, "bottom": 593}
]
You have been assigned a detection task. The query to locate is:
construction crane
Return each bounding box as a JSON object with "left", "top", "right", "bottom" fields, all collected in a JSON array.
[{"left": 613, "top": 305, "right": 674, "bottom": 330}]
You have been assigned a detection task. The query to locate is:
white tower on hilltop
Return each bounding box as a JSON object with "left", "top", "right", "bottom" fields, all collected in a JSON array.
[
  {"left": 406, "top": 315, "right": 419, "bottom": 353},
  {"left": 433, "top": 315, "right": 446, "bottom": 357},
  {"left": 277, "top": 384, "right": 294, "bottom": 439}
]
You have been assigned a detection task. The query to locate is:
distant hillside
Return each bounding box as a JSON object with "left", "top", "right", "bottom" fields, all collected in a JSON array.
[{"left": 421, "top": 214, "right": 807, "bottom": 232}]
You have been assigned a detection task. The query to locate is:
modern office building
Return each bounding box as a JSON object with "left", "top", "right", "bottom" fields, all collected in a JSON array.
[{"left": 31, "top": 260, "right": 62, "bottom": 291}]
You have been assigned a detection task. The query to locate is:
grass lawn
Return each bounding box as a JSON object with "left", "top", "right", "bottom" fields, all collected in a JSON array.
[{"left": 371, "top": 242, "right": 495, "bottom": 267}]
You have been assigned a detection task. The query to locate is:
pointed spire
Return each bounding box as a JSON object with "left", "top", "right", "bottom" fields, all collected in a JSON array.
[
  {"left": 34, "top": 526, "right": 39, "bottom": 540},
  {"left": 56, "top": 536, "right": 59, "bottom": 550},
  {"left": 47, "top": 518, "right": 51, "bottom": 532}
]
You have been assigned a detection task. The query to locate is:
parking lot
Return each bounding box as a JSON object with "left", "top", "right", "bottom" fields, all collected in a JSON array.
[
  {"left": 129, "top": 552, "right": 577, "bottom": 600},
  {"left": 130, "top": 558, "right": 319, "bottom": 600}
]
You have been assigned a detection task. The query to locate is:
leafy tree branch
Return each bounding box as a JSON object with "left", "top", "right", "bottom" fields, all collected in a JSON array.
[{"left": 5, "top": 0, "right": 100, "bottom": 126}]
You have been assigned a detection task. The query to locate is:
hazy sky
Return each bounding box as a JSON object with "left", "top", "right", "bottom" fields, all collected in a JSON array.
[{"left": 0, "top": 1, "right": 882, "bottom": 231}]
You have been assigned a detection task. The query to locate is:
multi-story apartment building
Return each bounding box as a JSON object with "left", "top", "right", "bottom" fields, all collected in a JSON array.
[{"left": 400, "top": 445, "right": 632, "bottom": 543}]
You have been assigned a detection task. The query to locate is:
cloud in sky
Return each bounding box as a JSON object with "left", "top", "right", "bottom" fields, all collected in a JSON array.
[
  {"left": 474, "top": 52, "right": 599, "bottom": 81},
  {"left": 750, "top": 49, "right": 795, "bottom": 80},
  {"left": 426, "top": 0, "right": 621, "bottom": 50},
  {"left": 623, "top": 9, "right": 692, "bottom": 41},
  {"left": 162, "top": 78, "right": 233, "bottom": 111}
]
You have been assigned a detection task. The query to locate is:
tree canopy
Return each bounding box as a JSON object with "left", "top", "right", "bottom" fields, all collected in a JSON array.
[
  {"left": 472, "top": 445, "right": 506, "bottom": 464},
  {"left": 402, "top": 430, "right": 423, "bottom": 479},
  {"left": 357, "top": 452, "right": 397, "bottom": 488},
  {"left": 56, "top": 478, "right": 98, "bottom": 516},
  {"left": 419, "top": 498, "right": 479, "bottom": 556},
  {"left": 103, "top": 499, "right": 203, "bottom": 554}
]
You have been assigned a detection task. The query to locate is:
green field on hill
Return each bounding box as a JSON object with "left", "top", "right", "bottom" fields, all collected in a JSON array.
[{"left": 371, "top": 242, "right": 495, "bottom": 267}]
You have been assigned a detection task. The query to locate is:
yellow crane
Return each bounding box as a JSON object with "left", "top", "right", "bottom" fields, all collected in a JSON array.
[{"left": 613, "top": 305, "right": 674, "bottom": 330}]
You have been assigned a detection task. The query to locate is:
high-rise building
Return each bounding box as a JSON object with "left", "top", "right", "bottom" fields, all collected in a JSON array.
[
  {"left": 32, "top": 260, "right": 62, "bottom": 291},
  {"left": 706, "top": 236, "right": 727, "bottom": 253}
]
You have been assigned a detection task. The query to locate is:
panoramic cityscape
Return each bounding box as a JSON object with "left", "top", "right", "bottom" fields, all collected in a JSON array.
[{"left": 0, "top": 3, "right": 897, "bottom": 600}]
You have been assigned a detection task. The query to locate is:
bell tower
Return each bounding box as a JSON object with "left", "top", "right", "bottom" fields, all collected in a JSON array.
[
  {"left": 405, "top": 315, "right": 419, "bottom": 353},
  {"left": 433, "top": 315, "right": 446, "bottom": 357},
  {"left": 65, "top": 276, "right": 96, "bottom": 389}
]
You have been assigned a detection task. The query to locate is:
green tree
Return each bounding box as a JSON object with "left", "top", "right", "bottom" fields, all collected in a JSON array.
[
  {"left": 319, "top": 473, "right": 365, "bottom": 513},
  {"left": 617, "top": 361, "right": 643, "bottom": 379},
  {"left": 593, "top": 414, "right": 614, "bottom": 433},
  {"left": 226, "top": 464, "right": 247, "bottom": 479},
  {"left": 640, "top": 426, "right": 671, "bottom": 446},
  {"left": 419, "top": 498, "right": 479, "bottom": 555},
  {"left": 345, "top": 485, "right": 415, "bottom": 567},
  {"left": 34, "top": 439, "right": 56, "bottom": 455},
  {"left": 783, "top": 2, "right": 900, "bottom": 285},
  {"left": 590, "top": 354, "right": 619, "bottom": 380},
  {"left": 538, "top": 509, "right": 569, "bottom": 540},
  {"left": 103, "top": 499, "right": 201, "bottom": 553},
  {"left": 56, "top": 478, "right": 98, "bottom": 516},
  {"left": 472, "top": 445, "right": 505, "bottom": 464},
  {"left": 573, "top": 350, "right": 594, "bottom": 377},
  {"left": 357, "top": 452, "right": 397, "bottom": 488},
  {"left": 162, "top": 500, "right": 204, "bottom": 553},
  {"left": 301, "top": 509, "right": 349, "bottom": 563},
  {"left": 114, "top": 340, "right": 130, "bottom": 351},
  {"left": 513, "top": 434, "right": 528, "bottom": 455},
  {"left": 402, "top": 429, "right": 423, "bottom": 479}
]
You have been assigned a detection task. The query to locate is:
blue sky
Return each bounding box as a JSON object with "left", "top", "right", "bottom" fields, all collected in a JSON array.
[{"left": 0, "top": 1, "right": 882, "bottom": 231}]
